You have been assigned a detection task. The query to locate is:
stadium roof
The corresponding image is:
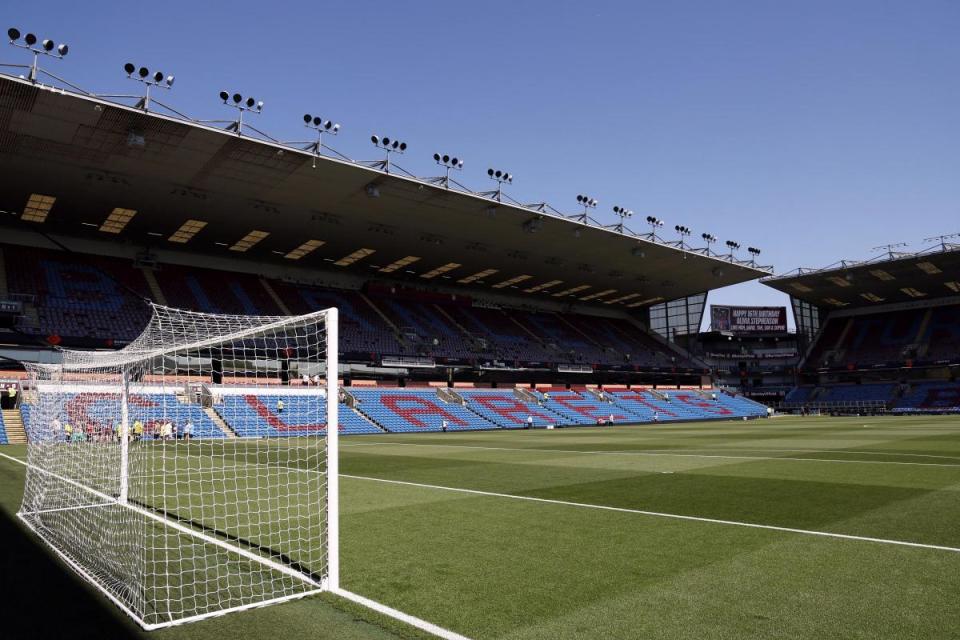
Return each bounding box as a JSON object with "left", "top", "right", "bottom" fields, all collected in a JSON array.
[
  {"left": 762, "top": 242, "right": 960, "bottom": 309},
  {"left": 0, "top": 73, "right": 770, "bottom": 309}
]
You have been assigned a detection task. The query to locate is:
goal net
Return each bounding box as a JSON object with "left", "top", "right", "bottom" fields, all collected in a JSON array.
[{"left": 17, "top": 304, "right": 339, "bottom": 629}]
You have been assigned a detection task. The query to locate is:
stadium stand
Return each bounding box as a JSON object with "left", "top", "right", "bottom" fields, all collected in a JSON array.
[
  {"left": 894, "top": 381, "right": 960, "bottom": 412},
  {"left": 924, "top": 305, "right": 960, "bottom": 362},
  {"left": 458, "top": 389, "right": 564, "bottom": 428},
  {"left": 2, "top": 244, "right": 697, "bottom": 369},
  {"left": 153, "top": 264, "right": 282, "bottom": 316},
  {"left": 805, "top": 304, "right": 960, "bottom": 369},
  {"left": 0, "top": 411, "right": 7, "bottom": 444},
  {"left": 10, "top": 384, "right": 769, "bottom": 442},
  {"left": 350, "top": 388, "right": 496, "bottom": 432},
  {"left": 20, "top": 392, "right": 225, "bottom": 440},
  {"left": 605, "top": 389, "right": 767, "bottom": 421},
  {"left": 214, "top": 394, "right": 381, "bottom": 436},
  {"left": 816, "top": 383, "right": 895, "bottom": 403},
  {"left": 533, "top": 388, "right": 637, "bottom": 424},
  {"left": 4, "top": 244, "right": 151, "bottom": 343},
  {"left": 784, "top": 386, "right": 816, "bottom": 404}
]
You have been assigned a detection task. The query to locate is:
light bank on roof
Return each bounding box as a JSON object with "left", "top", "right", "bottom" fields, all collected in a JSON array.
[{"left": 0, "top": 72, "right": 770, "bottom": 309}]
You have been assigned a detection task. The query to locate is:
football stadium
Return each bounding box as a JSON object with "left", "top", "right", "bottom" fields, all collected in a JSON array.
[{"left": 1, "top": 8, "right": 959, "bottom": 640}]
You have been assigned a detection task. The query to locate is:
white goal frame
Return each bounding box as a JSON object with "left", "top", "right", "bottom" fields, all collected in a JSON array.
[{"left": 16, "top": 305, "right": 339, "bottom": 630}]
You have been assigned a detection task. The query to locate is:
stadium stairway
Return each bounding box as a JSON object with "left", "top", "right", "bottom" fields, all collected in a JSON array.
[
  {"left": 1, "top": 409, "right": 27, "bottom": 444},
  {"left": 0, "top": 246, "right": 8, "bottom": 299},
  {"left": 259, "top": 278, "right": 292, "bottom": 315},
  {"left": 140, "top": 268, "right": 168, "bottom": 306},
  {"left": 203, "top": 407, "right": 238, "bottom": 438}
]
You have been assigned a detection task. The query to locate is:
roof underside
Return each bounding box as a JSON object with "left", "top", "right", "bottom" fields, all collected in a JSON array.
[
  {"left": 763, "top": 246, "right": 960, "bottom": 309},
  {"left": 0, "top": 74, "right": 767, "bottom": 308}
]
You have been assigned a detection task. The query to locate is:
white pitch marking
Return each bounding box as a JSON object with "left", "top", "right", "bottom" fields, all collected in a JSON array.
[
  {"left": 341, "top": 472, "right": 960, "bottom": 554},
  {"left": 340, "top": 441, "right": 960, "bottom": 468},
  {"left": 0, "top": 451, "right": 474, "bottom": 640}
]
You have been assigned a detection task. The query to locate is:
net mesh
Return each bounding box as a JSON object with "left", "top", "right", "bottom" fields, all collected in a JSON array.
[{"left": 18, "top": 304, "right": 334, "bottom": 628}]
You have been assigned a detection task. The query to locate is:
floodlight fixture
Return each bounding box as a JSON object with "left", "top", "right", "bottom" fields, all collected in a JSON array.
[
  {"left": 724, "top": 240, "right": 741, "bottom": 258},
  {"left": 122, "top": 62, "right": 175, "bottom": 111},
  {"left": 6, "top": 26, "right": 69, "bottom": 83},
  {"left": 484, "top": 167, "right": 513, "bottom": 202},
  {"left": 430, "top": 152, "right": 464, "bottom": 188},
  {"left": 644, "top": 215, "right": 664, "bottom": 240},
  {"left": 298, "top": 112, "right": 340, "bottom": 164},
  {"left": 570, "top": 194, "right": 598, "bottom": 221},
  {"left": 219, "top": 90, "right": 263, "bottom": 136},
  {"left": 370, "top": 134, "right": 407, "bottom": 174},
  {"left": 922, "top": 233, "right": 960, "bottom": 251},
  {"left": 671, "top": 224, "right": 692, "bottom": 249},
  {"left": 611, "top": 205, "right": 633, "bottom": 232}
]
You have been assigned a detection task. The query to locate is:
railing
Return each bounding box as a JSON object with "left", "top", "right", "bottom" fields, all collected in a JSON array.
[{"left": 380, "top": 355, "right": 436, "bottom": 369}]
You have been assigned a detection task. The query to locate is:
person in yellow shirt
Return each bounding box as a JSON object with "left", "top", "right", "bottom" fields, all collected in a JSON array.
[
  {"left": 133, "top": 420, "right": 144, "bottom": 441},
  {"left": 64, "top": 422, "right": 73, "bottom": 442},
  {"left": 277, "top": 398, "right": 285, "bottom": 414}
]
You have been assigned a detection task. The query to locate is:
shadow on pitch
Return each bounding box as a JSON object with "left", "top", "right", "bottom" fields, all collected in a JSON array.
[{"left": 0, "top": 508, "right": 140, "bottom": 639}]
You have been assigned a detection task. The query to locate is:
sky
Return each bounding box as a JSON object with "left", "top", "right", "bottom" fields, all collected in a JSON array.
[{"left": 6, "top": 1, "right": 960, "bottom": 329}]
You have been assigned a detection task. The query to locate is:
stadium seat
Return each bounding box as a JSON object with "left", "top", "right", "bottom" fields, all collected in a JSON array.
[
  {"left": 459, "top": 390, "right": 564, "bottom": 428},
  {"left": 215, "top": 394, "right": 381, "bottom": 437},
  {"left": 350, "top": 388, "right": 496, "bottom": 432}
]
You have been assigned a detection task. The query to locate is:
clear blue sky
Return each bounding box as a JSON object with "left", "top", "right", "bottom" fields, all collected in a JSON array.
[{"left": 7, "top": 1, "right": 960, "bottom": 328}]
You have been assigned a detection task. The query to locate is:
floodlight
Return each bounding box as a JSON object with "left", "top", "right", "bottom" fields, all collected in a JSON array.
[
  {"left": 432, "top": 152, "right": 465, "bottom": 187},
  {"left": 9, "top": 29, "right": 71, "bottom": 83},
  {"left": 153, "top": 71, "right": 163, "bottom": 82},
  {"left": 219, "top": 91, "right": 265, "bottom": 135},
  {"left": 139, "top": 66, "right": 148, "bottom": 78},
  {"left": 125, "top": 62, "right": 135, "bottom": 74},
  {"left": 487, "top": 168, "right": 494, "bottom": 176},
  {"left": 370, "top": 134, "right": 408, "bottom": 172}
]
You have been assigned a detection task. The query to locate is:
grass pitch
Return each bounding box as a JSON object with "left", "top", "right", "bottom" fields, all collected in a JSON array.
[{"left": 2, "top": 414, "right": 960, "bottom": 639}]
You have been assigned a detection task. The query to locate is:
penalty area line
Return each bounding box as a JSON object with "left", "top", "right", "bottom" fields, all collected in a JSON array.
[
  {"left": 0, "top": 451, "right": 473, "bottom": 640},
  {"left": 341, "top": 472, "right": 960, "bottom": 554}
]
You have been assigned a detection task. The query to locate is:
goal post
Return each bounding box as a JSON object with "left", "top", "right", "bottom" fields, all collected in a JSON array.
[{"left": 17, "top": 304, "right": 339, "bottom": 630}]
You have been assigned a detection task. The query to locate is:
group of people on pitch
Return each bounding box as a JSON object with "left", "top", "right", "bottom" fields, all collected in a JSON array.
[{"left": 49, "top": 417, "right": 194, "bottom": 442}]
